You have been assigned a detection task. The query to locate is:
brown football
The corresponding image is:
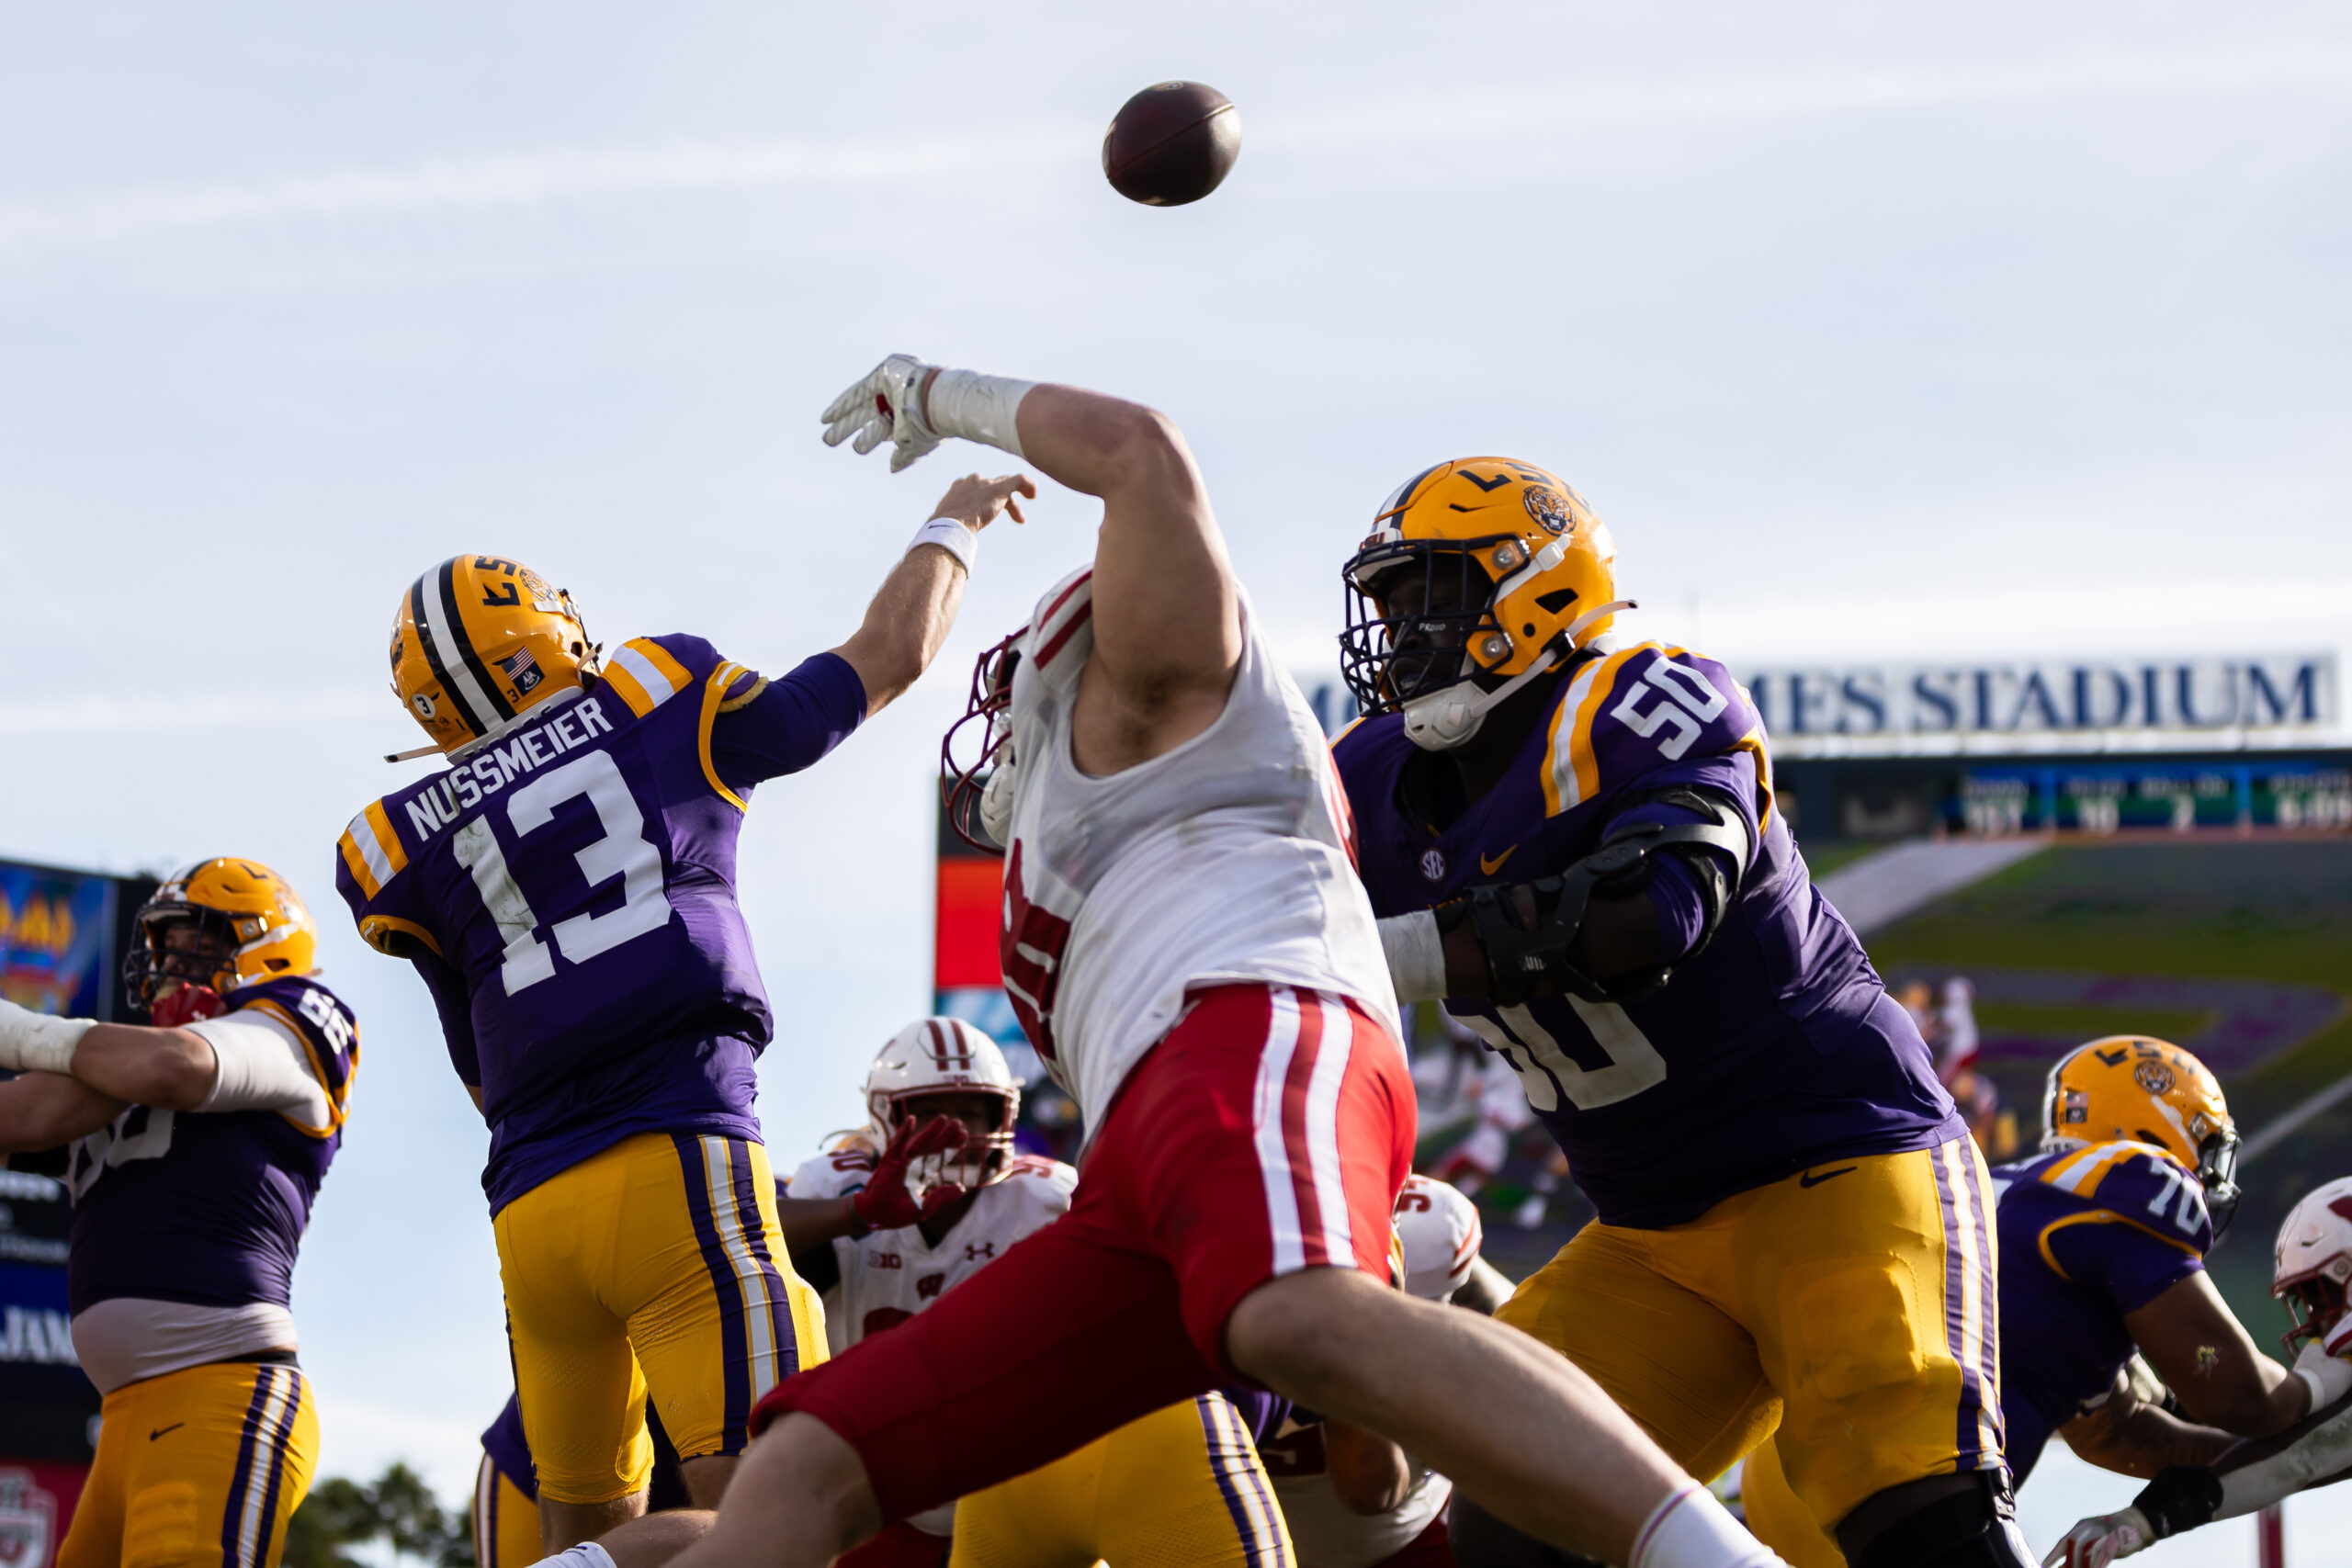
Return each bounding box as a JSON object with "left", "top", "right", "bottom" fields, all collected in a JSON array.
[{"left": 1102, "top": 81, "right": 1241, "bottom": 207}]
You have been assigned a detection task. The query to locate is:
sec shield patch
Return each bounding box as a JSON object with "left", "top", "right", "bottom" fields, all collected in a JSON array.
[{"left": 1420, "top": 848, "right": 1447, "bottom": 883}]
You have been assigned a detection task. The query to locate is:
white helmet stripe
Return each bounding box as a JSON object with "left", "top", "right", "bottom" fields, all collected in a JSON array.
[{"left": 413, "top": 567, "right": 505, "bottom": 735}]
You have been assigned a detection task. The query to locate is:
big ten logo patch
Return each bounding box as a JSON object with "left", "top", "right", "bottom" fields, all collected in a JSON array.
[{"left": 869, "top": 1252, "right": 902, "bottom": 1270}]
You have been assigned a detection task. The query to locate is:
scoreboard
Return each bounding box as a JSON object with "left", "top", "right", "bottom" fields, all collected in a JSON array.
[{"left": 1777, "top": 750, "right": 2352, "bottom": 843}]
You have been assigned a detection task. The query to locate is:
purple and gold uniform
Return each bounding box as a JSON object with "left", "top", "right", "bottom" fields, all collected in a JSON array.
[
  {"left": 1991, "top": 1141, "right": 2214, "bottom": 1482},
  {"left": 1336, "top": 640, "right": 1995, "bottom": 1533},
  {"left": 336, "top": 631, "right": 856, "bottom": 1505},
  {"left": 58, "top": 974, "right": 357, "bottom": 1568}
]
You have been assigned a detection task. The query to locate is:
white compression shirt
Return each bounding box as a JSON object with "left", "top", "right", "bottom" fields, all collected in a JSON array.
[{"left": 997, "top": 569, "right": 1399, "bottom": 1129}]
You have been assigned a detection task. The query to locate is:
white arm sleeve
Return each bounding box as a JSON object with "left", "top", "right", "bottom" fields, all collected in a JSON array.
[
  {"left": 2213, "top": 1398, "right": 2352, "bottom": 1521},
  {"left": 1379, "top": 910, "right": 1449, "bottom": 1003},
  {"left": 188, "top": 1012, "right": 330, "bottom": 1124}
]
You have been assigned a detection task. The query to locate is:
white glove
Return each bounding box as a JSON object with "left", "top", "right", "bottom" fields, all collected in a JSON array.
[
  {"left": 2043, "top": 1507, "right": 2150, "bottom": 1568},
  {"left": 820, "top": 356, "right": 1036, "bottom": 473},
  {"left": 0, "top": 996, "right": 95, "bottom": 1075},
  {"left": 820, "top": 355, "right": 943, "bottom": 473},
  {"left": 2294, "top": 1337, "right": 2352, "bottom": 1413}
]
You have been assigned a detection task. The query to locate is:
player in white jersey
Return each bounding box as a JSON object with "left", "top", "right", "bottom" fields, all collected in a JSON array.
[
  {"left": 1261, "top": 1175, "right": 1510, "bottom": 1568},
  {"left": 774, "top": 1018, "right": 1289, "bottom": 1568},
  {"left": 651, "top": 357, "right": 1784, "bottom": 1568}
]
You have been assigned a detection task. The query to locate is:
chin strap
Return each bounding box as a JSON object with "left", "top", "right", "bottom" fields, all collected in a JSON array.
[{"left": 1400, "top": 599, "right": 1638, "bottom": 752}]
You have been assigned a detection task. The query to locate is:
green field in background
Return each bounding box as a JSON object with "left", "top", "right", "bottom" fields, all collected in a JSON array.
[{"left": 1865, "top": 838, "right": 2352, "bottom": 1331}]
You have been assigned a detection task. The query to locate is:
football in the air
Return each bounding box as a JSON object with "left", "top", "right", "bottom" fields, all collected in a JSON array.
[{"left": 1102, "top": 81, "right": 1241, "bottom": 207}]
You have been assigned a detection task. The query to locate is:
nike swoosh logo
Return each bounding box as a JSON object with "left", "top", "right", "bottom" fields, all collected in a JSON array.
[
  {"left": 1480, "top": 845, "right": 1518, "bottom": 875},
  {"left": 150, "top": 1422, "right": 186, "bottom": 1441},
  {"left": 1798, "top": 1166, "right": 1859, "bottom": 1189}
]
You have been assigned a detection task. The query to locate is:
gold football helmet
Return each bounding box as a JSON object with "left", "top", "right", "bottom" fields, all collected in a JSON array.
[
  {"left": 2042, "top": 1035, "right": 2241, "bottom": 1230},
  {"left": 1340, "top": 457, "right": 1627, "bottom": 750},
  {"left": 122, "top": 858, "right": 317, "bottom": 1007},
  {"left": 390, "top": 556, "right": 596, "bottom": 752}
]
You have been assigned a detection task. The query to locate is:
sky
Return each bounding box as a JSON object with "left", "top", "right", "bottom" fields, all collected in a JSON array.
[{"left": 4, "top": 0, "right": 2351, "bottom": 1548}]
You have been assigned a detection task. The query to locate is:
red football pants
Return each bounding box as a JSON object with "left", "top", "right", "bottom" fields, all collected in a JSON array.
[{"left": 752, "top": 984, "right": 1414, "bottom": 1523}]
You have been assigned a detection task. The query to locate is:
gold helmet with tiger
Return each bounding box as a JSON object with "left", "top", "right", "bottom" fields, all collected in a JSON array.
[
  {"left": 390, "top": 556, "right": 597, "bottom": 752},
  {"left": 1340, "top": 457, "right": 1629, "bottom": 750},
  {"left": 2042, "top": 1035, "right": 2242, "bottom": 1232},
  {"left": 121, "top": 857, "right": 317, "bottom": 1009}
]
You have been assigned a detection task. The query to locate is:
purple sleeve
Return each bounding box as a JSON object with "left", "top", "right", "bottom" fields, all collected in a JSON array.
[
  {"left": 1595, "top": 752, "right": 1759, "bottom": 964},
  {"left": 2048, "top": 1218, "right": 2205, "bottom": 1313},
  {"left": 709, "top": 652, "right": 868, "bottom": 790},
  {"left": 411, "top": 950, "right": 481, "bottom": 1089}
]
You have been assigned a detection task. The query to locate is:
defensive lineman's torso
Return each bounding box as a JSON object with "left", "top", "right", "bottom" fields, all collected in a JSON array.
[
  {"left": 999, "top": 571, "right": 1397, "bottom": 1127},
  {"left": 1336, "top": 640, "right": 1959, "bottom": 1228},
  {"left": 787, "top": 1146, "right": 1078, "bottom": 1355}
]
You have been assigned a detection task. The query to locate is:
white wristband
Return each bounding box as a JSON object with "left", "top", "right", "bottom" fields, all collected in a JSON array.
[
  {"left": 908, "top": 514, "right": 979, "bottom": 572},
  {"left": 528, "top": 1544, "right": 616, "bottom": 1568},
  {"left": 923, "top": 369, "right": 1035, "bottom": 458},
  {"left": 0, "top": 998, "right": 95, "bottom": 1076},
  {"left": 1378, "top": 911, "right": 1448, "bottom": 1003}
]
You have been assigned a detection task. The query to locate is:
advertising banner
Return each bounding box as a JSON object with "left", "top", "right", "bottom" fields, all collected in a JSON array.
[{"left": 0, "top": 865, "right": 118, "bottom": 1021}]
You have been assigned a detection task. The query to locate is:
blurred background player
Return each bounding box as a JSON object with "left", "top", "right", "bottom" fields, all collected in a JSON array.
[
  {"left": 474, "top": 1395, "right": 692, "bottom": 1568},
  {"left": 776, "top": 1017, "right": 1289, "bottom": 1568},
  {"left": 2044, "top": 1172, "right": 2352, "bottom": 1565},
  {"left": 1256, "top": 1173, "right": 1510, "bottom": 1568},
  {"left": 336, "top": 488, "right": 1023, "bottom": 1551},
  {"left": 0, "top": 860, "right": 358, "bottom": 1568},
  {"left": 1332, "top": 460, "right": 2024, "bottom": 1568},
  {"left": 666, "top": 357, "right": 1781, "bottom": 1568},
  {"left": 1743, "top": 1036, "right": 2351, "bottom": 1566}
]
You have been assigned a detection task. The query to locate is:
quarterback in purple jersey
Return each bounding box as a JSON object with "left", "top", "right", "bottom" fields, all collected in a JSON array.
[
  {"left": 1333, "top": 459, "right": 2027, "bottom": 1568},
  {"left": 336, "top": 481, "right": 1024, "bottom": 1551},
  {"left": 0, "top": 859, "right": 358, "bottom": 1568}
]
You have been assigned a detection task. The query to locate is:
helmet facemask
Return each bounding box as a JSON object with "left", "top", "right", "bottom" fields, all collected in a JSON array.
[
  {"left": 877, "top": 1088, "right": 1019, "bottom": 1197},
  {"left": 941, "top": 630, "right": 1023, "bottom": 852},
  {"left": 2193, "top": 1123, "right": 2243, "bottom": 1236},
  {"left": 121, "top": 908, "right": 240, "bottom": 1010},
  {"left": 2282, "top": 1273, "right": 2347, "bottom": 1352}
]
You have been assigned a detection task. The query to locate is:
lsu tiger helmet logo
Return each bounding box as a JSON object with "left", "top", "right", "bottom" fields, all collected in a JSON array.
[
  {"left": 1340, "top": 457, "right": 1631, "bottom": 750},
  {"left": 390, "top": 557, "right": 597, "bottom": 752},
  {"left": 2042, "top": 1035, "right": 2242, "bottom": 1232}
]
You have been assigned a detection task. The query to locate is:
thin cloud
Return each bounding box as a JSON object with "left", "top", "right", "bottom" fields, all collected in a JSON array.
[{"left": 0, "top": 49, "right": 2346, "bottom": 257}]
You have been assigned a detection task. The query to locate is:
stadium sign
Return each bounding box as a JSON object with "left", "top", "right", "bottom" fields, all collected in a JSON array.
[{"left": 1742, "top": 653, "right": 2337, "bottom": 755}]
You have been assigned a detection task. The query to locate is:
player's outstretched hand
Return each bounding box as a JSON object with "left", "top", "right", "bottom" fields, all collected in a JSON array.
[
  {"left": 2042, "top": 1506, "right": 2151, "bottom": 1568},
  {"left": 849, "top": 1113, "right": 970, "bottom": 1234},
  {"left": 821, "top": 354, "right": 941, "bottom": 472},
  {"left": 933, "top": 473, "right": 1035, "bottom": 534}
]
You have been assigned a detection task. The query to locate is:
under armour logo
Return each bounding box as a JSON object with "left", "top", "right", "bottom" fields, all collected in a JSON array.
[{"left": 965, "top": 1241, "right": 996, "bottom": 1262}]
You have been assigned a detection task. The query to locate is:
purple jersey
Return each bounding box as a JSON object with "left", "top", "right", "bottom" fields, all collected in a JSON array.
[
  {"left": 336, "top": 636, "right": 864, "bottom": 1213},
  {"left": 482, "top": 1392, "right": 537, "bottom": 1502},
  {"left": 1335, "top": 641, "right": 1961, "bottom": 1228},
  {"left": 65, "top": 976, "right": 358, "bottom": 1315},
  {"left": 1992, "top": 1142, "right": 2214, "bottom": 1482}
]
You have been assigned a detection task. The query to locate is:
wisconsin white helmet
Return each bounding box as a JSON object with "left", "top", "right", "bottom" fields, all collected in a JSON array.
[
  {"left": 865, "top": 1017, "right": 1022, "bottom": 1190},
  {"left": 2274, "top": 1175, "right": 2352, "bottom": 1355},
  {"left": 1394, "top": 1174, "right": 1484, "bottom": 1303}
]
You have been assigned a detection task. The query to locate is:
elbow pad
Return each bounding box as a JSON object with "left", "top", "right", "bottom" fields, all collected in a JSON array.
[{"left": 188, "top": 1013, "right": 330, "bottom": 1126}]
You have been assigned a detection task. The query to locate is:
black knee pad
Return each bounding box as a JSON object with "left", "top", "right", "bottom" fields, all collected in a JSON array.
[
  {"left": 1447, "top": 1498, "right": 1606, "bottom": 1568},
  {"left": 1849, "top": 1472, "right": 2035, "bottom": 1568}
]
